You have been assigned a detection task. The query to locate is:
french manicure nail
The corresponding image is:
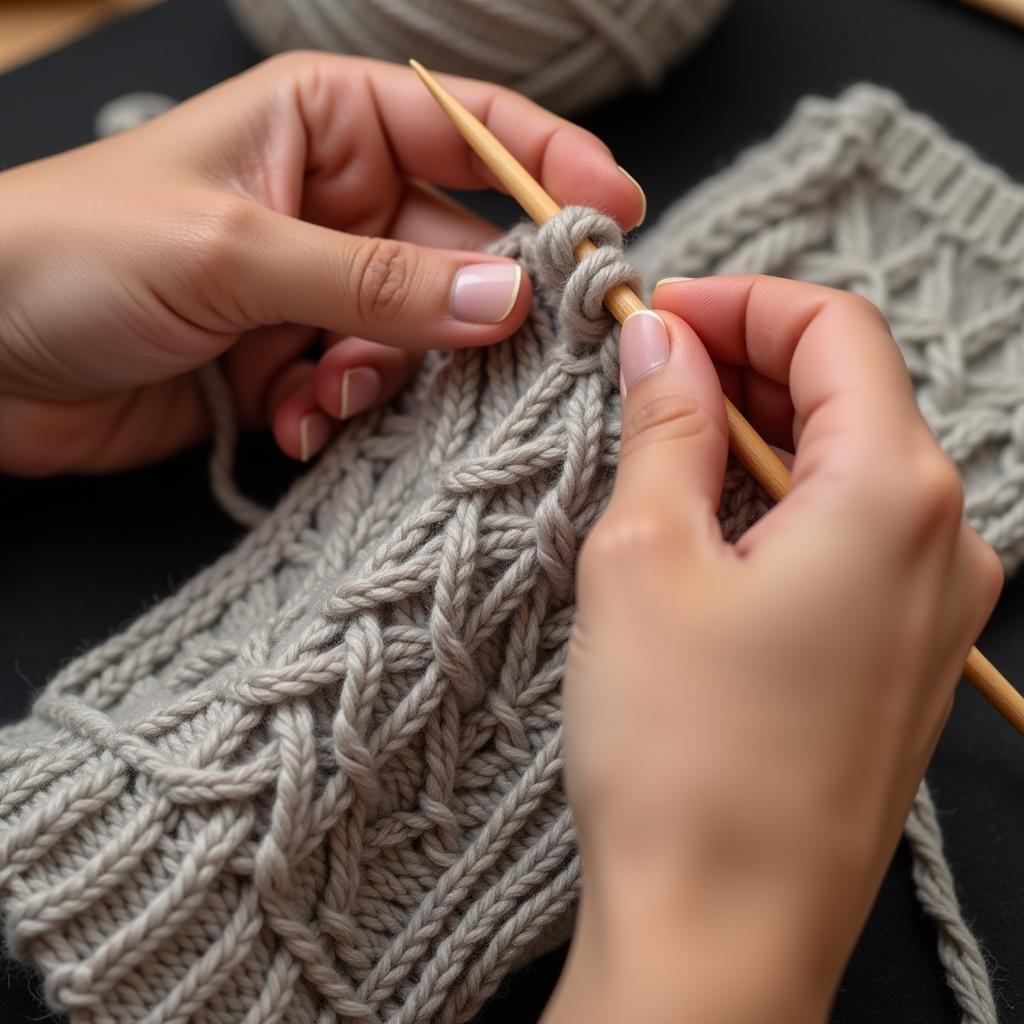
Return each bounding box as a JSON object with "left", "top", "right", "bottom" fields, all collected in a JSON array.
[
  {"left": 620, "top": 310, "right": 669, "bottom": 391},
  {"left": 451, "top": 263, "right": 522, "bottom": 323},
  {"left": 298, "top": 411, "right": 331, "bottom": 463},
  {"left": 654, "top": 276, "right": 694, "bottom": 288},
  {"left": 618, "top": 165, "right": 647, "bottom": 228},
  {"left": 339, "top": 366, "right": 382, "bottom": 420}
]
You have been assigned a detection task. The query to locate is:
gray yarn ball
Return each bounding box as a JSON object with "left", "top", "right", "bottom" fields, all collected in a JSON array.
[
  {"left": 94, "top": 92, "right": 176, "bottom": 138},
  {"left": 225, "top": 0, "right": 731, "bottom": 114}
]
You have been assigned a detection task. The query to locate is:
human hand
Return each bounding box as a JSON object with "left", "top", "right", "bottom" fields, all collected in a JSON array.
[
  {"left": 547, "top": 277, "right": 1003, "bottom": 1024},
  {"left": 0, "top": 55, "right": 643, "bottom": 476}
]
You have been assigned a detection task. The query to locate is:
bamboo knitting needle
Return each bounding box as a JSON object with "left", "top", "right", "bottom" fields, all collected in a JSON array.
[{"left": 410, "top": 59, "right": 1024, "bottom": 737}]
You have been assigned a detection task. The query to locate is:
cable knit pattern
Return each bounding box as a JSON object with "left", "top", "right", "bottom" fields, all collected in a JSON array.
[
  {"left": 0, "top": 85, "right": 1010, "bottom": 1023},
  {"left": 633, "top": 84, "right": 1024, "bottom": 576}
]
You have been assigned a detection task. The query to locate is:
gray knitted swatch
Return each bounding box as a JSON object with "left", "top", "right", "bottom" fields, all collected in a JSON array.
[{"left": 0, "top": 85, "right": 1012, "bottom": 1023}]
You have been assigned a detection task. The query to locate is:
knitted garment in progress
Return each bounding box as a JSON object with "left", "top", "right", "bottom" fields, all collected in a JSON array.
[{"left": 0, "top": 85, "right": 1012, "bottom": 1023}]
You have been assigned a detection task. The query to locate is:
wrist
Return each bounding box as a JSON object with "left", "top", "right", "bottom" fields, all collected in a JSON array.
[
  {"left": 554, "top": 762, "right": 895, "bottom": 1023},
  {"left": 545, "top": 844, "right": 853, "bottom": 1024}
]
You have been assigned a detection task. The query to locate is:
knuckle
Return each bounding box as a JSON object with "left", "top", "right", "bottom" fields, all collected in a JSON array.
[
  {"left": 972, "top": 535, "right": 1005, "bottom": 610},
  {"left": 265, "top": 50, "right": 307, "bottom": 70},
  {"left": 580, "top": 509, "right": 677, "bottom": 573},
  {"left": 350, "top": 237, "right": 412, "bottom": 327},
  {"left": 843, "top": 292, "right": 891, "bottom": 333},
  {"left": 622, "top": 391, "right": 713, "bottom": 452},
  {"left": 189, "top": 198, "right": 257, "bottom": 278},
  {"left": 913, "top": 452, "right": 964, "bottom": 529},
  {"left": 259, "top": 50, "right": 322, "bottom": 78}
]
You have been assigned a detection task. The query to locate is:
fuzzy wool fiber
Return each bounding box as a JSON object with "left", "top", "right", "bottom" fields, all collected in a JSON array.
[
  {"left": 0, "top": 85, "right": 1016, "bottom": 1023},
  {"left": 224, "top": 0, "right": 731, "bottom": 114}
]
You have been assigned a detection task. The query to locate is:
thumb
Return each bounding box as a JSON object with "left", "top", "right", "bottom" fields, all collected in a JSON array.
[
  {"left": 225, "top": 206, "right": 531, "bottom": 349},
  {"left": 611, "top": 310, "right": 729, "bottom": 546}
]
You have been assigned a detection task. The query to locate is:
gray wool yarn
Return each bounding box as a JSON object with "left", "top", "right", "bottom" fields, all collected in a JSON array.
[
  {"left": 94, "top": 92, "right": 176, "bottom": 138},
  {"left": 0, "top": 84, "right": 1013, "bottom": 1023},
  {"left": 224, "top": 0, "right": 731, "bottom": 114}
]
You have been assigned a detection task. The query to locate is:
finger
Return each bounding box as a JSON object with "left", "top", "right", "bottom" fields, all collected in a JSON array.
[
  {"left": 223, "top": 203, "right": 532, "bottom": 350},
  {"left": 949, "top": 523, "right": 1004, "bottom": 644},
  {"left": 255, "top": 54, "right": 644, "bottom": 233},
  {"left": 310, "top": 183, "right": 495, "bottom": 419},
  {"left": 712, "top": 363, "right": 796, "bottom": 450},
  {"left": 221, "top": 323, "right": 319, "bottom": 429},
  {"left": 770, "top": 445, "right": 795, "bottom": 470},
  {"left": 314, "top": 337, "right": 421, "bottom": 420},
  {"left": 714, "top": 361, "right": 744, "bottom": 409},
  {"left": 741, "top": 372, "right": 796, "bottom": 450},
  {"left": 266, "top": 359, "right": 335, "bottom": 462},
  {"left": 652, "top": 276, "right": 931, "bottom": 531},
  {"left": 609, "top": 310, "right": 728, "bottom": 550},
  {"left": 359, "top": 179, "right": 503, "bottom": 251}
]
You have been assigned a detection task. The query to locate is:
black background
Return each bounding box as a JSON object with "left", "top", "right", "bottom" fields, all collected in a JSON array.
[{"left": 0, "top": 1, "right": 1022, "bottom": 1021}]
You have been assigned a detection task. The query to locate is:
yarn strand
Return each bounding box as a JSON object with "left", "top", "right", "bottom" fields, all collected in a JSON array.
[{"left": 0, "top": 86, "right": 1012, "bottom": 1023}]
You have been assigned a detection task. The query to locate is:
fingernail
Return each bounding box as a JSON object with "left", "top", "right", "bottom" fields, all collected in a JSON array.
[
  {"left": 451, "top": 262, "right": 522, "bottom": 323},
  {"left": 654, "top": 276, "right": 694, "bottom": 288},
  {"left": 339, "top": 366, "right": 382, "bottom": 420},
  {"left": 620, "top": 310, "right": 669, "bottom": 391},
  {"left": 618, "top": 165, "right": 647, "bottom": 228},
  {"left": 298, "top": 411, "right": 331, "bottom": 462}
]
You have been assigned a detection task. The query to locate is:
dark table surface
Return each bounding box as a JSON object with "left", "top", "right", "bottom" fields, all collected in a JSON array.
[{"left": 1, "top": 1, "right": 1022, "bottom": 1021}]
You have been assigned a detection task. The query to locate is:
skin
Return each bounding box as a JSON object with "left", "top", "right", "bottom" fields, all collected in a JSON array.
[
  {"left": 0, "top": 56, "right": 1003, "bottom": 1022},
  {"left": 549, "top": 280, "right": 1003, "bottom": 1023},
  {"left": 0, "top": 53, "right": 642, "bottom": 474}
]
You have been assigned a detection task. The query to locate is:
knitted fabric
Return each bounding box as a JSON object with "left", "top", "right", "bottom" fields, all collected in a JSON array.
[
  {"left": 0, "top": 84, "right": 1012, "bottom": 1023},
  {"left": 224, "top": 0, "right": 731, "bottom": 115}
]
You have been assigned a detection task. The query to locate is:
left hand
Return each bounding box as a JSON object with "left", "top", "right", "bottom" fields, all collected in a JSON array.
[{"left": 0, "top": 53, "right": 643, "bottom": 475}]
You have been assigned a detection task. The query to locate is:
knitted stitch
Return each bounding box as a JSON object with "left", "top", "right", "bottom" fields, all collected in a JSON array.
[{"left": 0, "top": 85, "right": 1011, "bottom": 1023}]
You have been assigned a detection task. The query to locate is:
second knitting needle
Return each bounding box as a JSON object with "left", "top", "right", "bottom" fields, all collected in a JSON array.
[{"left": 409, "top": 58, "right": 1024, "bottom": 737}]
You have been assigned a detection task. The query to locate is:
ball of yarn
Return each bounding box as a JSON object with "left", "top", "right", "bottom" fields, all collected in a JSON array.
[
  {"left": 225, "top": 0, "right": 732, "bottom": 114},
  {"left": 94, "top": 92, "right": 176, "bottom": 138}
]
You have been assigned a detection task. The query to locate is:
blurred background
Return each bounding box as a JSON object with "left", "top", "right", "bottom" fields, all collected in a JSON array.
[
  {"left": 0, "top": 0, "right": 157, "bottom": 72},
  {"left": 1, "top": 1, "right": 1023, "bottom": 1022},
  {"left": 0, "top": 0, "right": 1021, "bottom": 76}
]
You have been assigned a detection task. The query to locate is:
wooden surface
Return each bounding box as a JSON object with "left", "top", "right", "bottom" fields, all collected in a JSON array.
[
  {"left": 963, "top": 0, "right": 1024, "bottom": 28},
  {"left": 0, "top": 0, "right": 159, "bottom": 73}
]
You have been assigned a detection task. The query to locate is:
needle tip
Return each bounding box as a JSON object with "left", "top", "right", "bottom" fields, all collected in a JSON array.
[{"left": 409, "top": 59, "right": 450, "bottom": 109}]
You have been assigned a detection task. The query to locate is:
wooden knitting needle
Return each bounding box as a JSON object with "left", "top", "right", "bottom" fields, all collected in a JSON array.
[{"left": 410, "top": 59, "right": 1024, "bottom": 737}]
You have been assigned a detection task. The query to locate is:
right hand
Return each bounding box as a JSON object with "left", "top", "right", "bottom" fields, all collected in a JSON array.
[{"left": 547, "top": 276, "right": 1003, "bottom": 1024}]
